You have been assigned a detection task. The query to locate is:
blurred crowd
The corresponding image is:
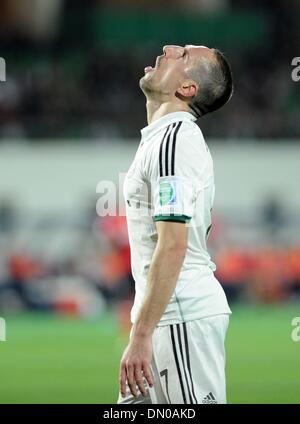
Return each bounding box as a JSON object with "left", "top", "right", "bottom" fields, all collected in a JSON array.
[
  {"left": 0, "top": 203, "right": 135, "bottom": 316},
  {"left": 0, "top": 0, "right": 299, "bottom": 139},
  {"left": 0, "top": 197, "right": 300, "bottom": 317}
]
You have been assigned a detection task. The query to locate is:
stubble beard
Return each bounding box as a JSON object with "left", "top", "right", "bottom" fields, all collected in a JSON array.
[{"left": 139, "top": 74, "right": 154, "bottom": 95}]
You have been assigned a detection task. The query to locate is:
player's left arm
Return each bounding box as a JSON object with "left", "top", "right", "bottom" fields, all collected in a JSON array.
[{"left": 119, "top": 219, "right": 188, "bottom": 399}]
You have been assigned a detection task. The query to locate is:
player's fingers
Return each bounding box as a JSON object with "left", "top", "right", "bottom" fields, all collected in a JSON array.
[
  {"left": 142, "top": 362, "right": 154, "bottom": 388},
  {"left": 134, "top": 365, "right": 147, "bottom": 397},
  {"left": 119, "top": 361, "right": 127, "bottom": 397},
  {"left": 126, "top": 362, "right": 138, "bottom": 398}
]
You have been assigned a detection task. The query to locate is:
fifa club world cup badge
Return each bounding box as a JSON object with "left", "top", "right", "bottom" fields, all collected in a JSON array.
[{"left": 159, "top": 180, "right": 177, "bottom": 206}]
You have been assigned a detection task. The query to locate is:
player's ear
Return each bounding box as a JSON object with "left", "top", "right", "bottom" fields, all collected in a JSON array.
[{"left": 177, "top": 80, "right": 198, "bottom": 99}]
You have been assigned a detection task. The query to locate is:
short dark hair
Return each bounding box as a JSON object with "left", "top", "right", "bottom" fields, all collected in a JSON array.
[{"left": 187, "top": 49, "right": 233, "bottom": 118}]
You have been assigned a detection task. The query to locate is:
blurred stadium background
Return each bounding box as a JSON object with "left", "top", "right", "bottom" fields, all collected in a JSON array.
[{"left": 0, "top": 0, "right": 300, "bottom": 404}]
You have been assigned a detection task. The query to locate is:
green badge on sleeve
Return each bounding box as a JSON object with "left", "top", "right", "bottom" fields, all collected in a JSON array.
[{"left": 159, "top": 180, "right": 177, "bottom": 206}]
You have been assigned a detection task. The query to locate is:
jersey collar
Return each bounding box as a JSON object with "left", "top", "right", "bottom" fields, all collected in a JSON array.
[{"left": 140, "top": 111, "right": 197, "bottom": 141}]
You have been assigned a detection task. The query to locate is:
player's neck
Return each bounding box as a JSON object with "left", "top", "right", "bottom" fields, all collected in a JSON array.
[{"left": 145, "top": 99, "right": 189, "bottom": 125}]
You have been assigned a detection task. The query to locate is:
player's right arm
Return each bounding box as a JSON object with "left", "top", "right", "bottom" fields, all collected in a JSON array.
[
  {"left": 130, "top": 219, "right": 188, "bottom": 337},
  {"left": 120, "top": 218, "right": 188, "bottom": 398}
]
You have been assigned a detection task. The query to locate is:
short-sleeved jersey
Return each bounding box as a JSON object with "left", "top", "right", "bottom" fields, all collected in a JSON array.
[{"left": 123, "top": 111, "right": 231, "bottom": 326}]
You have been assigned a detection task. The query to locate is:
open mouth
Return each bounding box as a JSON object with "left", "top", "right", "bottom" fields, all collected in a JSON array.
[
  {"left": 144, "top": 53, "right": 164, "bottom": 74},
  {"left": 144, "top": 66, "right": 154, "bottom": 73}
]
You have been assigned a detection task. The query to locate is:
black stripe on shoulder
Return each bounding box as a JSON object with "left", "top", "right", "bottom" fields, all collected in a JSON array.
[
  {"left": 164, "top": 123, "right": 176, "bottom": 177},
  {"left": 170, "top": 121, "right": 183, "bottom": 176},
  {"left": 159, "top": 125, "right": 171, "bottom": 177}
]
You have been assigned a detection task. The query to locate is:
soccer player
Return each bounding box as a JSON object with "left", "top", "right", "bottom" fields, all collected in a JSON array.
[{"left": 117, "top": 44, "right": 233, "bottom": 404}]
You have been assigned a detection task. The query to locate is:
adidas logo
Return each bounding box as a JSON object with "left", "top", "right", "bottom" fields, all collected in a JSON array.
[{"left": 202, "top": 392, "right": 217, "bottom": 404}]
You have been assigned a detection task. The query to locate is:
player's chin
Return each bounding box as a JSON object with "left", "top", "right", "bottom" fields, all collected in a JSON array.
[
  {"left": 139, "top": 75, "right": 146, "bottom": 88},
  {"left": 139, "top": 74, "right": 153, "bottom": 90},
  {"left": 143, "top": 67, "right": 157, "bottom": 79}
]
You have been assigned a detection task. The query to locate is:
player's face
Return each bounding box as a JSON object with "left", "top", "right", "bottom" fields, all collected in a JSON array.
[{"left": 140, "top": 44, "right": 214, "bottom": 97}]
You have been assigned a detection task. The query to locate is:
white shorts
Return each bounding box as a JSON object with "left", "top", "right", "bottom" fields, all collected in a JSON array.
[{"left": 117, "top": 313, "right": 230, "bottom": 404}]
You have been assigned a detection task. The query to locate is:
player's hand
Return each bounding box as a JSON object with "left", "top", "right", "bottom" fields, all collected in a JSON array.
[{"left": 119, "top": 334, "right": 154, "bottom": 398}]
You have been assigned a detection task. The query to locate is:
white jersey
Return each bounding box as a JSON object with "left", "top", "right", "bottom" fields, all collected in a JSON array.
[{"left": 123, "top": 111, "right": 231, "bottom": 326}]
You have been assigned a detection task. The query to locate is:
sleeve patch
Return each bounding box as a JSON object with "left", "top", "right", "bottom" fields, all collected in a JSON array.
[{"left": 159, "top": 180, "right": 177, "bottom": 206}]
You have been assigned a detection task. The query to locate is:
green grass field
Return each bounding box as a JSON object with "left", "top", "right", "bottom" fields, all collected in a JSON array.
[{"left": 0, "top": 303, "right": 299, "bottom": 404}]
